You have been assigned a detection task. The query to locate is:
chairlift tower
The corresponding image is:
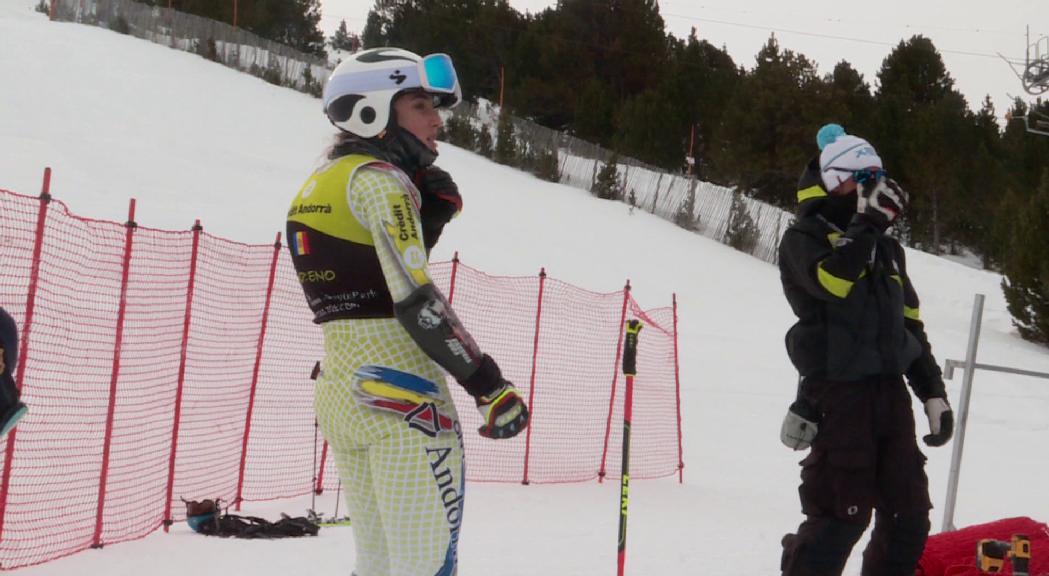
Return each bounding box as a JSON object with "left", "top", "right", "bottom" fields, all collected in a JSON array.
[
  {"left": 1002, "top": 27, "right": 1049, "bottom": 135},
  {"left": 1020, "top": 27, "right": 1049, "bottom": 95}
]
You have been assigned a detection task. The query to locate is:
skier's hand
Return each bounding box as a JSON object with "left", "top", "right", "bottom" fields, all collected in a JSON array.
[
  {"left": 855, "top": 176, "right": 907, "bottom": 231},
  {"left": 476, "top": 382, "right": 529, "bottom": 440},
  {"left": 922, "top": 397, "right": 953, "bottom": 447},
  {"left": 780, "top": 399, "right": 819, "bottom": 450},
  {"left": 415, "top": 165, "right": 462, "bottom": 252}
]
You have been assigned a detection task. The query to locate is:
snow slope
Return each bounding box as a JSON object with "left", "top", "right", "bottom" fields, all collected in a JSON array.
[{"left": 2, "top": 2, "right": 1048, "bottom": 574}]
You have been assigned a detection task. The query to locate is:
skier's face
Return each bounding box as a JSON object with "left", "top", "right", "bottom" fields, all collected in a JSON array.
[{"left": 394, "top": 91, "right": 443, "bottom": 152}]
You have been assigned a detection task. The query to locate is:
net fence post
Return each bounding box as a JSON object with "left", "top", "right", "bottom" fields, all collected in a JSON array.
[
  {"left": 235, "top": 232, "right": 282, "bottom": 511},
  {"left": 447, "top": 251, "right": 460, "bottom": 305},
  {"left": 0, "top": 168, "right": 53, "bottom": 543},
  {"left": 599, "top": 280, "right": 631, "bottom": 482},
  {"left": 316, "top": 440, "right": 329, "bottom": 494},
  {"left": 673, "top": 293, "right": 684, "bottom": 483},
  {"left": 522, "top": 267, "right": 546, "bottom": 485},
  {"left": 162, "top": 219, "right": 202, "bottom": 531},
  {"left": 92, "top": 198, "right": 138, "bottom": 548},
  {"left": 941, "top": 293, "right": 985, "bottom": 533}
]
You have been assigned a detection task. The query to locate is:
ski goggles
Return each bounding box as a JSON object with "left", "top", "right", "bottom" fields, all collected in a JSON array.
[
  {"left": 324, "top": 53, "right": 461, "bottom": 108},
  {"left": 851, "top": 168, "right": 887, "bottom": 184},
  {"left": 418, "top": 54, "right": 459, "bottom": 94},
  {"left": 825, "top": 167, "right": 887, "bottom": 184}
]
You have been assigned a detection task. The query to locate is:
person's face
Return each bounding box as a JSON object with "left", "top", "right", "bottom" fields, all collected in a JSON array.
[
  {"left": 829, "top": 166, "right": 882, "bottom": 196},
  {"left": 830, "top": 178, "right": 858, "bottom": 196},
  {"left": 393, "top": 91, "right": 443, "bottom": 152}
]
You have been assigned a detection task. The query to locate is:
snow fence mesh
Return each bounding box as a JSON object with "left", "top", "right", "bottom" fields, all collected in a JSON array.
[{"left": 0, "top": 187, "right": 681, "bottom": 569}]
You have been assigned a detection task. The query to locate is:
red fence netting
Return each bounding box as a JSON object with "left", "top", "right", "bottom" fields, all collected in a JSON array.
[{"left": 0, "top": 179, "right": 682, "bottom": 569}]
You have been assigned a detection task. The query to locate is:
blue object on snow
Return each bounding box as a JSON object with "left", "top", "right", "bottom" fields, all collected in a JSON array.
[
  {"left": 816, "top": 123, "right": 846, "bottom": 151},
  {"left": 187, "top": 512, "right": 216, "bottom": 533}
]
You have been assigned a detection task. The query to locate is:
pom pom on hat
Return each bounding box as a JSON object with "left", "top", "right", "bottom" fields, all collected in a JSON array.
[
  {"left": 816, "top": 123, "right": 845, "bottom": 151},
  {"left": 819, "top": 134, "right": 882, "bottom": 192}
]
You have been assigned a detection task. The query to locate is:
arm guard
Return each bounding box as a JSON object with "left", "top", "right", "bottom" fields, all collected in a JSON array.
[
  {"left": 394, "top": 283, "right": 501, "bottom": 398},
  {"left": 353, "top": 167, "right": 503, "bottom": 399}
]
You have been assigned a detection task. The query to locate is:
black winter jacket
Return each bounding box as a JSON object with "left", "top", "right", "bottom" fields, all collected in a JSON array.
[
  {"left": 0, "top": 307, "right": 18, "bottom": 390},
  {"left": 778, "top": 158, "right": 945, "bottom": 401}
]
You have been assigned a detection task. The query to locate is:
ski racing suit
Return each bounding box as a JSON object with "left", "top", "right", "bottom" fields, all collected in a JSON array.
[{"left": 287, "top": 153, "right": 490, "bottom": 576}]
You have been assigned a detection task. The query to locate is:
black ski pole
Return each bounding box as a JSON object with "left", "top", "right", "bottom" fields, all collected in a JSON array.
[
  {"left": 617, "top": 319, "right": 642, "bottom": 576},
  {"left": 309, "top": 361, "right": 321, "bottom": 514}
]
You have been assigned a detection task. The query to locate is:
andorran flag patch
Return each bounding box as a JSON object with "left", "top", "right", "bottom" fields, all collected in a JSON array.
[{"left": 291, "top": 230, "right": 311, "bottom": 256}]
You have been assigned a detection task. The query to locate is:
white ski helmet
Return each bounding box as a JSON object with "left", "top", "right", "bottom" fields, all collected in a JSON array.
[{"left": 323, "top": 47, "right": 462, "bottom": 138}]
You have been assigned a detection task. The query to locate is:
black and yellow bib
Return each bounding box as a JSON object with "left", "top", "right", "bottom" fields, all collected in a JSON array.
[{"left": 287, "top": 154, "right": 404, "bottom": 323}]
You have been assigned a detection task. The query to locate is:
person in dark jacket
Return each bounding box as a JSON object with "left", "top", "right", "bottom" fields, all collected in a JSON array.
[
  {"left": 0, "top": 307, "right": 28, "bottom": 438},
  {"left": 777, "top": 124, "right": 954, "bottom": 576}
]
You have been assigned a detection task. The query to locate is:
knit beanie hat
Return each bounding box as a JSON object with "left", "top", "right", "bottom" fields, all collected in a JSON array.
[{"left": 819, "top": 129, "right": 882, "bottom": 192}]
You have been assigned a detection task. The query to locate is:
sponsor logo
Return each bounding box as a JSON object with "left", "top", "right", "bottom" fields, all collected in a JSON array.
[
  {"left": 288, "top": 203, "right": 333, "bottom": 217},
  {"left": 418, "top": 300, "right": 444, "bottom": 330},
  {"left": 445, "top": 338, "right": 472, "bottom": 364},
  {"left": 405, "top": 402, "right": 445, "bottom": 437},
  {"left": 426, "top": 429, "right": 464, "bottom": 552},
  {"left": 298, "top": 269, "right": 337, "bottom": 283},
  {"left": 390, "top": 70, "right": 407, "bottom": 85},
  {"left": 391, "top": 194, "right": 420, "bottom": 242},
  {"left": 403, "top": 245, "right": 426, "bottom": 270}
]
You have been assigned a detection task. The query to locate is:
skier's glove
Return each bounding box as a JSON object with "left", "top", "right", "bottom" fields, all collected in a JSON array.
[
  {"left": 476, "top": 382, "right": 529, "bottom": 440},
  {"left": 922, "top": 397, "right": 953, "bottom": 447},
  {"left": 780, "top": 399, "right": 819, "bottom": 451},
  {"left": 415, "top": 165, "right": 462, "bottom": 252},
  {"left": 855, "top": 176, "right": 908, "bottom": 232}
]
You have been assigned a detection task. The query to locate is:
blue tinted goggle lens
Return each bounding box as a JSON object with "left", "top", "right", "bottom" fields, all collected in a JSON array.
[
  {"left": 422, "top": 54, "right": 457, "bottom": 92},
  {"left": 853, "top": 169, "right": 886, "bottom": 184}
]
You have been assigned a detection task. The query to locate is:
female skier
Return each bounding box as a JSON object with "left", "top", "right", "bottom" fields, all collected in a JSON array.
[{"left": 287, "top": 47, "right": 529, "bottom": 576}]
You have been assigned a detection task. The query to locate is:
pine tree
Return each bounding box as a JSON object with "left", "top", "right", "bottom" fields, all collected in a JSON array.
[
  {"left": 533, "top": 148, "right": 560, "bottom": 182},
  {"left": 495, "top": 110, "right": 518, "bottom": 166},
  {"left": 725, "top": 191, "right": 759, "bottom": 253},
  {"left": 713, "top": 34, "right": 824, "bottom": 208},
  {"left": 475, "top": 127, "right": 494, "bottom": 159},
  {"left": 330, "top": 19, "right": 358, "bottom": 52},
  {"left": 443, "top": 115, "right": 477, "bottom": 150},
  {"left": 874, "top": 35, "right": 968, "bottom": 253},
  {"left": 1001, "top": 170, "right": 1049, "bottom": 345},
  {"left": 591, "top": 154, "right": 623, "bottom": 200},
  {"left": 674, "top": 181, "right": 698, "bottom": 230}
]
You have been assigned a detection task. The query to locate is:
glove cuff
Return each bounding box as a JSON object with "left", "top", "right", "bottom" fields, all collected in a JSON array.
[
  {"left": 460, "top": 354, "right": 502, "bottom": 399},
  {"left": 789, "top": 398, "right": 820, "bottom": 423}
]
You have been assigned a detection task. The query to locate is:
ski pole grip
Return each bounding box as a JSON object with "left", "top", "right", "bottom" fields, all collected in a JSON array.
[{"left": 623, "top": 320, "right": 642, "bottom": 376}]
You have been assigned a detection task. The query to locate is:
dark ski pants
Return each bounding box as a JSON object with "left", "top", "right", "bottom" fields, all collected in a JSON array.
[{"left": 781, "top": 377, "right": 932, "bottom": 576}]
